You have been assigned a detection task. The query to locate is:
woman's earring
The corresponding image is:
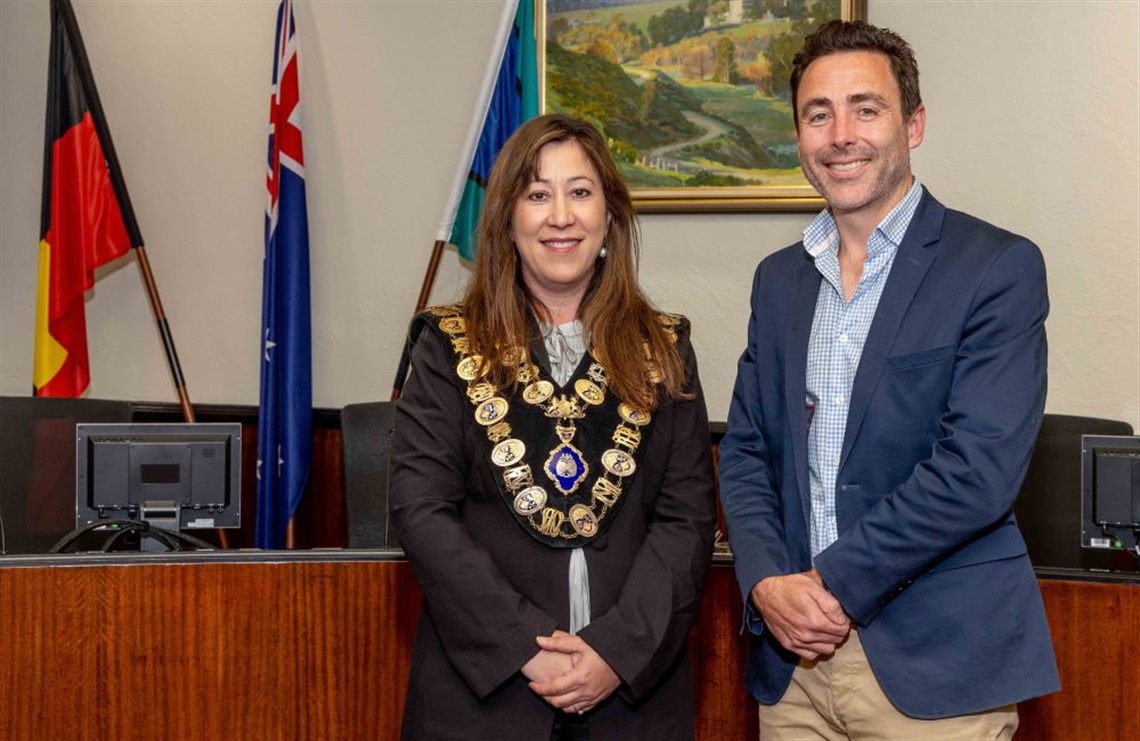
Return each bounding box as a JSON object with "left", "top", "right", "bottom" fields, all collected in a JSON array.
[{"left": 599, "top": 245, "right": 608, "bottom": 259}]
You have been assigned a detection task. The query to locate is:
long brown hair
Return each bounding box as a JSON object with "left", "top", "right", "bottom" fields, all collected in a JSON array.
[{"left": 462, "top": 113, "right": 686, "bottom": 410}]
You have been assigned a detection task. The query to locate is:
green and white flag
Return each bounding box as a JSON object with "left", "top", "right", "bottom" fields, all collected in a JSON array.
[{"left": 437, "top": 0, "right": 539, "bottom": 261}]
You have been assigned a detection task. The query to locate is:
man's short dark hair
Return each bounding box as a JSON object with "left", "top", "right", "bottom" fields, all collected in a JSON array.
[{"left": 790, "top": 20, "right": 922, "bottom": 126}]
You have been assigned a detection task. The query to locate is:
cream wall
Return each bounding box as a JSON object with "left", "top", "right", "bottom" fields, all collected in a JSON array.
[{"left": 1, "top": 0, "right": 1137, "bottom": 430}]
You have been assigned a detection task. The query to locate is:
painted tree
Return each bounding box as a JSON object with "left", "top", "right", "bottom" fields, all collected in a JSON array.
[
  {"left": 680, "top": 39, "right": 715, "bottom": 80},
  {"left": 713, "top": 35, "right": 740, "bottom": 83},
  {"left": 648, "top": 5, "right": 703, "bottom": 47}
]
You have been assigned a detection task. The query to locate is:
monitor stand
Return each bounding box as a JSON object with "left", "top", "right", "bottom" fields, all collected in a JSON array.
[{"left": 139, "top": 501, "right": 179, "bottom": 552}]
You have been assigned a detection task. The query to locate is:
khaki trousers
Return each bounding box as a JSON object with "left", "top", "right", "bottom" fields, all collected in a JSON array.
[{"left": 758, "top": 630, "right": 1018, "bottom": 740}]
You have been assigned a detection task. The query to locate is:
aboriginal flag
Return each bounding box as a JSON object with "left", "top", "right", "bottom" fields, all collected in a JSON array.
[{"left": 34, "top": 0, "right": 139, "bottom": 397}]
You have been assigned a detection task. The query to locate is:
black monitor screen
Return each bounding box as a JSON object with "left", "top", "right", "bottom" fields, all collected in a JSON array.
[
  {"left": 76, "top": 423, "right": 241, "bottom": 530},
  {"left": 1081, "top": 434, "right": 1140, "bottom": 549}
]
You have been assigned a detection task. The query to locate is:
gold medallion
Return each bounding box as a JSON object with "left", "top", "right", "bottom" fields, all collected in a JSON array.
[
  {"left": 544, "top": 440, "right": 589, "bottom": 495},
  {"left": 574, "top": 379, "right": 605, "bottom": 406},
  {"left": 491, "top": 438, "right": 526, "bottom": 467},
  {"left": 618, "top": 403, "right": 651, "bottom": 427},
  {"left": 592, "top": 477, "right": 622, "bottom": 506},
  {"left": 569, "top": 504, "right": 599, "bottom": 538},
  {"left": 486, "top": 421, "right": 513, "bottom": 442},
  {"left": 467, "top": 382, "right": 495, "bottom": 404},
  {"left": 546, "top": 395, "right": 585, "bottom": 421},
  {"left": 475, "top": 397, "right": 509, "bottom": 425},
  {"left": 457, "top": 355, "right": 483, "bottom": 381},
  {"left": 537, "top": 508, "right": 566, "bottom": 538},
  {"left": 612, "top": 424, "right": 642, "bottom": 449},
  {"left": 601, "top": 448, "right": 637, "bottom": 478},
  {"left": 502, "top": 464, "right": 534, "bottom": 491},
  {"left": 555, "top": 422, "right": 576, "bottom": 443},
  {"left": 513, "top": 486, "right": 547, "bottom": 515},
  {"left": 502, "top": 346, "right": 527, "bottom": 366},
  {"left": 439, "top": 316, "right": 466, "bottom": 334},
  {"left": 522, "top": 380, "right": 555, "bottom": 405}
]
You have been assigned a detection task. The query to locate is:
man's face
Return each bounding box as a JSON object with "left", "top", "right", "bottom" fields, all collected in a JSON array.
[{"left": 795, "top": 50, "right": 925, "bottom": 223}]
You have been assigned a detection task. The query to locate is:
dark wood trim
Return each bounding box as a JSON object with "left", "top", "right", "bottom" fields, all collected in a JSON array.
[{"left": 130, "top": 400, "right": 342, "bottom": 428}]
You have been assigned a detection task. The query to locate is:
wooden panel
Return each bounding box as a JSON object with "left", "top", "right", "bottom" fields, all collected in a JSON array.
[
  {"left": 1016, "top": 579, "right": 1140, "bottom": 740},
  {"left": 693, "top": 564, "right": 758, "bottom": 738},
  {"left": 0, "top": 559, "right": 420, "bottom": 741},
  {"left": 291, "top": 425, "right": 348, "bottom": 548},
  {"left": 0, "top": 559, "right": 1133, "bottom": 740}
]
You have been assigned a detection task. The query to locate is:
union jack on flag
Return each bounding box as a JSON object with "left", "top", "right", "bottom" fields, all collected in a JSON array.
[{"left": 256, "top": 0, "right": 312, "bottom": 549}]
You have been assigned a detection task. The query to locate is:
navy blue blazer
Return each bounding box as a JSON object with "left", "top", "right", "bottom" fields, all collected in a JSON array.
[{"left": 718, "top": 189, "right": 1060, "bottom": 719}]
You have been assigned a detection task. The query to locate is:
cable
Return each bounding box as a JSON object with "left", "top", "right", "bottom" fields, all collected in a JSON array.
[
  {"left": 101, "top": 524, "right": 143, "bottom": 553},
  {"left": 49, "top": 519, "right": 216, "bottom": 554}
]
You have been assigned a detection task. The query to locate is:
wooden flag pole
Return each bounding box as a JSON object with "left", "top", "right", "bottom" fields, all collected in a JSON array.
[
  {"left": 136, "top": 245, "right": 231, "bottom": 549},
  {"left": 391, "top": 238, "right": 447, "bottom": 400},
  {"left": 133, "top": 245, "right": 194, "bottom": 423},
  {"left": 416, "top": 240, "right": 448, "bottom": 316},
  {"left": 136, "top": 244, "right": 230, "bottom": 549}
]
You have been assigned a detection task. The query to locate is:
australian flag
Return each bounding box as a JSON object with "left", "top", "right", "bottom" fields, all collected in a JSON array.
[{"left": 256, "top": 0, "right": 312, "bottom": 549}]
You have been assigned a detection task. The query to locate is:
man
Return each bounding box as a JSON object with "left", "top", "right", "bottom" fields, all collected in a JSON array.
[{"left": 718, "top": 19, "right": 1060, "bottom": 740}]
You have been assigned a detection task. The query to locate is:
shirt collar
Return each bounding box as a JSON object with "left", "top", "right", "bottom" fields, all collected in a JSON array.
[
  {"left": 803, "top": 179, "right": 925, "bottom": 259},
  {"left": 540, "top": 318, "right": 584, "bottom": 341}
]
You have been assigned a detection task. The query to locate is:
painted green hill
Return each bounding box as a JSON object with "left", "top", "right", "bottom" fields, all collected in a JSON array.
[{"left": 545, "top": 41, "right": 699, "bottom": 151}]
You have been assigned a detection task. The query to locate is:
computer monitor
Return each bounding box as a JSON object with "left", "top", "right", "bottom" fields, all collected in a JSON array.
[
  {"left": 1080, "top": 434, "right": 1139, "bottom": 551},
  {"left": 76, "top": 423, "right": 241, "bottom": 534}
]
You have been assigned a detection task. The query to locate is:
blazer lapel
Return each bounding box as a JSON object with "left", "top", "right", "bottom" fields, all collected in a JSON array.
[
  {"left": 785, "top": 253, "right": 822, "bottom": 529},
  {"left": 530, "top": 334, "right": 552, "bottom": 377},
  {"left": 840, "top": 192, "right": 946, "bottom": 469}
]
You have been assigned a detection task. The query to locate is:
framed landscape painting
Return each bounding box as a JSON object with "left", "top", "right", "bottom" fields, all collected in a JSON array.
[{"left": 539, "top": 0, "right": 866, "bottom": 212}]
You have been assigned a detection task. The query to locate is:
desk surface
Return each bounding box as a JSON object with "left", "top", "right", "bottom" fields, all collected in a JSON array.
[
  {"left": 0, "top": 546, "right": 407, "bottom": 568},
  {"left": 4, "top": 546, "right": 1137, "bottom": 583}
]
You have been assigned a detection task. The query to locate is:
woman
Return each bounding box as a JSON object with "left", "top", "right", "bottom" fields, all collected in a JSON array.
[{"left": 390, "top": 114, "right": 716, "bottom": 741}]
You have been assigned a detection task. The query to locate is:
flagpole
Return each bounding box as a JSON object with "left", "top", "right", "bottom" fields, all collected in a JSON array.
[
  {"left": 390, "top": 238, "right": 447, "bottom": 401},
  {"left": 135, "top": 242, "right": 207, "bottom": 544},
  {"left": 134, "top": 246, "right": 195, "bottom": 423},
  {"left": 391, "top": 1, "right": 519, "bottom": 400},
  {"left": 57, "top": 0, "right": 196, "bottom": 423}
]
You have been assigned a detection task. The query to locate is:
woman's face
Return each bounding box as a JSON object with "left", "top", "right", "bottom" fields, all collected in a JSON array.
[{"left": 512, "top": 139, "right": 609, "bottom": 318}]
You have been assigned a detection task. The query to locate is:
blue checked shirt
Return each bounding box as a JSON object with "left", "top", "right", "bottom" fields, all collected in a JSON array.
[{"left": 805, "top": 180, "right": 924, "bottom": 558}]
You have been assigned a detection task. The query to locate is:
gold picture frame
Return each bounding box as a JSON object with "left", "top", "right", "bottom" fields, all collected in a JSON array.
[{"left": 538, "top": 0, "right": 867, "bottom": 212}]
